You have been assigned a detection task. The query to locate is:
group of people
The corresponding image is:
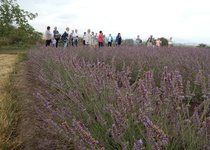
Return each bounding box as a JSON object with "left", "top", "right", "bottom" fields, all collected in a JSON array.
[
  {"left": 144, "top": 35, "right": 173, "bottom": 48},
  {"left": 45, "top": 26, "right": 123, "bottom": 48},
  {"left": 45, "top": 26, "right": 172, "bottom": 48},
  {"left": 81, "top": 30, "right": 122, "bottom": 48}
]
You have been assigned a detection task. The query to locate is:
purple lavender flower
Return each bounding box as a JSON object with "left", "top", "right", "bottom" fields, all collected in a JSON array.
[{"left": 134, "top": 139, "right": 143, "bottom": 149}]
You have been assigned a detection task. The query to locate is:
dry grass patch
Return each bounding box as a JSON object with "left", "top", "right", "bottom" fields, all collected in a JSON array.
[
  {"left": 0, "top": 54, "right": 22, "bottom": 149},
  {"left": 0, "top": 54, "right": 18, "bottom": 86}
]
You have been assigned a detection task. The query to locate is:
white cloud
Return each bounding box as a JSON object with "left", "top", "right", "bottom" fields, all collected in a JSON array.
[{"left": 18, "top": 0, "right": 210, "bottom": 44}]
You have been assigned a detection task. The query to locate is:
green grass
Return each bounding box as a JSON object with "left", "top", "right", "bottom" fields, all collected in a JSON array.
[
  {"left": 0, "top": 52, "right": 27, "bottom": 150},
  {"left": 0, "top": 45, "right": 36, "bottom": 54}
]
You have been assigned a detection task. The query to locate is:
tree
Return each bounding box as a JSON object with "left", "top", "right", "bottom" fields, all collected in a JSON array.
[
  {"left": 197, "top": 43, "right": 207, "bottom": 48},
  {"left": 124, "top": 39, "right": 134, "bottom": 45},
  {"left": 159, "top": 37, "right": 168, "bottom": 46},
  {"left": 0, "top": 0, "right": 42, "bottom": 45}
]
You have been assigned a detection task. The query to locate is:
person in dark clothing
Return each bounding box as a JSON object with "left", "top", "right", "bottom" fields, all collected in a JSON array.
[
  {"left": 53, "top": 26, "right": 60, "bottom": 48},
  {"left": 116, "top": 33, "right": 122, "bottom": 46}
]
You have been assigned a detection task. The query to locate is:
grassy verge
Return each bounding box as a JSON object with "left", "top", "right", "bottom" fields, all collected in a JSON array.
[
  {"left": 0, "top": 45, "right": 36, "bottom": 54},
  {"left": 0, "top": 52, "right": 27, "bottom": 149}
]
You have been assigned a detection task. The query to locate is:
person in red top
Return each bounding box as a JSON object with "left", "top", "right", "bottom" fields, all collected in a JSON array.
[
  {"left": 156, "top": 38, "right": 162, "bottom": 47},
  {"left": 98, "top": 30, "right": 103, "bottom": 48}
]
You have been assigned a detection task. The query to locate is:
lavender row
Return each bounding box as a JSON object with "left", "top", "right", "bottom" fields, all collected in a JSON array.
[{"left": 27, "top": 46, "right": 210, "bottom": 149}]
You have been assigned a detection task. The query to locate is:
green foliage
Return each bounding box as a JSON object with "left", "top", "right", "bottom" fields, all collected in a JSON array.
[
  {"left": 124, "top": 39, "right": 134, "bottom": 45},
  {"left": 0, "top": 0, "right": 42, "bottom": 46},
  {"left": 0, "top": 37, "right": 11, "bottom": 45},
  {"left": 159, "top": 37, "right": 168, "bottom": 46},
  {"left": 197, "top": 43, "right": 207, "bottom": 48}
]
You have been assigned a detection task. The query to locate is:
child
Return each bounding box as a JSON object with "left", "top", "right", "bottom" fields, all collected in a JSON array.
[{"left": 52, "top": 37, "right": 56, "bottom": 47}]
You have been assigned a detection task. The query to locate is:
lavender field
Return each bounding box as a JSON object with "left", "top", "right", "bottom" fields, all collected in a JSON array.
[{"left": 27, "top": 46, "right": 210, "bottom": 150}]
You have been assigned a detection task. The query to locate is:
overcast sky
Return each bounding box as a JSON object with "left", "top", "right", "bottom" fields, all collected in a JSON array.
[{"left": 18, "top": 0, "right": 209, "bottom": 45}]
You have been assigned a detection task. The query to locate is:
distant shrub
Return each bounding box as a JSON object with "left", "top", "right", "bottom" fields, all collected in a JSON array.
[
  {"left": 197, "top": 43, "right": 207, "bottom": 48},
  {"left": 159, "top": 37, "right": 168, "bottom": 46},
  {"left": 0, "top": 37, "right": 11, "bottom": 46},
  {"left": 124, "top": 39, "right": 134, "bottom": 45}
]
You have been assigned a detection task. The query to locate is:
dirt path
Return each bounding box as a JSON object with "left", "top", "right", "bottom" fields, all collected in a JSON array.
[
  {"left": 14, "top": 54, "right": 55, "bottom": 150},
  {"left": 14, "top": 60, "right": 41, "bottom": 150}
]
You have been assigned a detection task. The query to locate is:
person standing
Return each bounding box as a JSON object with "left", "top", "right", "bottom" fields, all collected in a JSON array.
[
  {"left": 115, "top": 34, "right": 118, "bottom": 46},
  {"left": 136, "top": 35, "right": 142, "bottom": 46},
  {"left": 85, "top": 29, "right": 92, "bottom": 47},
  {"left": 62, "top": 27, "right": 70, "bottom": 48},
  {"left": 156, "top": 38, "right": 162, "bottom": 47},
  {"left": 102, "top": 34, "right": 107, "bottom": 47},
  {"left": 152, "top": 37, "right": 156, "bottom": 47},
  {"left": 45, "top": 26, "right": 52, "bottom": 46},
  {"left": 107, "top": 34, "right": 113, "bottom": 47},
  {"left": 91, "top": 31, "right": 96, "bottom": 48},
  {"left": 98, "top": 31, "right": 103, "bottom": 48},
  {"left": 168, "top": 37, "right": 173, "bottom": 47},
  {"left": 70, "top": 30, "right": 74, "bottom": 46},
  {"left": 116, "top": 33, "right": 122, "bottom": 46},
  {"left": 53, "top": 26, "right": 60, "bottom": 48},
  {"left": 94, "top": 33, "right": 98, "bottom": 45},
  {"left": 146, "top": 35, "right": 154, "bottom": 47},
  {"left": 83, "top": 32, "right": 86, "bottom": 46},
  {"left": 52, "top": 37, "right": 56, "bottom": 47},
  {"left": 73, "top": 29, "right": 79, "bottom": 47}
]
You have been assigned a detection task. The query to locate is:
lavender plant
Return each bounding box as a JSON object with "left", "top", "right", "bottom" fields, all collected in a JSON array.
[{"left": 27, "top": 46, "right": 210, "bottom": 149}]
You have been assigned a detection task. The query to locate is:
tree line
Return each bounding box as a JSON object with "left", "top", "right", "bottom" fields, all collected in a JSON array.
[{"left": 0, "top": 0, "right": 42, "bottom": 47}]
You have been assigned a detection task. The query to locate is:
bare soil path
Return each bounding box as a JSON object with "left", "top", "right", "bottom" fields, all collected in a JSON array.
[{"left": 15, "top": 61, "right": 40, "bottom": 150}]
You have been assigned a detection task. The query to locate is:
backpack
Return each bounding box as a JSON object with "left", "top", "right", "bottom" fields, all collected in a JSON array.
[
  {"left": 61, "top": 32, "right": 68, "bottom": 42},
  {"left": 140, "top": 39, "right": 142, "bottom": 43},
  {"left": 53, "top": 30, "right": 60, "bottom": 40},
  {"left": 55, "top": 34, "right": 61, "bottom": 40}
]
